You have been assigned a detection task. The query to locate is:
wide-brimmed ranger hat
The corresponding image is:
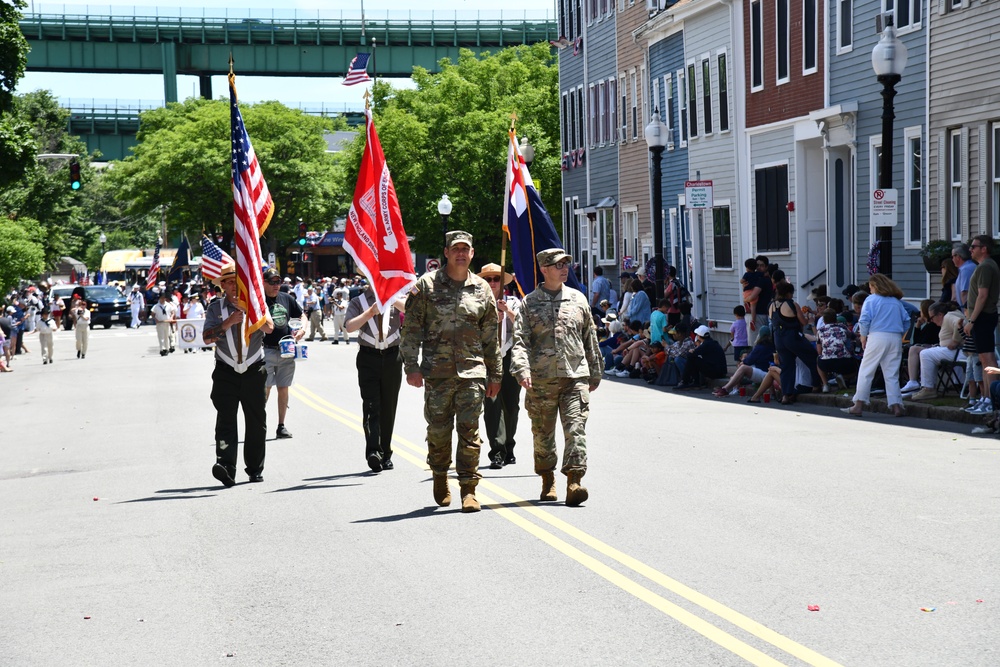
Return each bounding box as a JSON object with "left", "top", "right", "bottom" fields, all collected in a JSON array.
[{"left": 477, "top": 263, "right": 514, "bottom": 285}]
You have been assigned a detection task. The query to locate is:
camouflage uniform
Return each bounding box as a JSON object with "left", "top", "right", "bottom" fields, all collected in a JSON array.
[
  {"left": 401, "top": 268, "right": 501, "bottom": 485},
  {"left": 511, "top": 283, "right": 601, "bottom": 475}
]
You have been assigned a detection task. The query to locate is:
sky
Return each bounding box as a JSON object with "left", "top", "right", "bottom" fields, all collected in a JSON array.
[{"left": 17, "top": 0, "right": 555, "bottom": 111}]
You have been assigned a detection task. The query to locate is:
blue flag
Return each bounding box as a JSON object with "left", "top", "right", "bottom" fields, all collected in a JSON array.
[
  {"left": 503, "top": 131, "right": 584, "bottom": 296},
  {"left": 167, "top": 234, "right": 191, "bottom": 282}
]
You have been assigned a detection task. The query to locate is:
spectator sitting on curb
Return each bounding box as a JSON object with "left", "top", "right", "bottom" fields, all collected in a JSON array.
[
  {"left": 654, "top": 321, "right": 696, "bottom": 386},
  {"left": 816, "top": 308, "right": 858, "bottom": 392},
  {"left": 640, "top": 341, "right": 667, "bottom": 383},
  {"left": 604, "top": 319, "right": 644, "bottom": 375},
  {"left": 675, "top": 325, "right": 727, "bottom": 390},
  {"left": 713, "top": 326, "right": 775, "bottom": 396}
]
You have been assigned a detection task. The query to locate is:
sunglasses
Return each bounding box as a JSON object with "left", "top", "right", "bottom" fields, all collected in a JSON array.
[
  {"left": 265, "top": 278, "right": 282, "bottom": 285},
  {"left": 484, "top": 276, "right": 502, "bottom": 283},
  {"left": 971, "top": 244, "right": 984, "bottom": 249}
]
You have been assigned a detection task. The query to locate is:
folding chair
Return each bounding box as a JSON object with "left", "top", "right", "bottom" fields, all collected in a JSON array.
[{"left": 935, "top": 349, "right": 964, "bottom": 396}]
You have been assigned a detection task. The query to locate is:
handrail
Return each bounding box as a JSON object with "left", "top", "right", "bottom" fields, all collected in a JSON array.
[{"left": 800, "top": 268, "right": 827, "bottom": 290}]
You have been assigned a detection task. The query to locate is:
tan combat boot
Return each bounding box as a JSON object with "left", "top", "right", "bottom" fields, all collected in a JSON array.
[
  {"left": 565, "top": 471, "right": 589, "bottom": 507},
  {"left": 433, "top": 473, "right": 451, "bottom": 507},
  {"left": 460, "top": 483, "right": 481, "bottom": 513},
  {"left": 540, "top": 471, "right": 558, "bottom": 501}
]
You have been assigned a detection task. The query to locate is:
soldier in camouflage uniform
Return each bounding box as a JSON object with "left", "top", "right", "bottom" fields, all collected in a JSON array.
[
  {"left": 511, "top": 248, "right": 601, "bottom": 506},
  {"left": 401, "top": 230, "right": 502, "bottom": 513}
]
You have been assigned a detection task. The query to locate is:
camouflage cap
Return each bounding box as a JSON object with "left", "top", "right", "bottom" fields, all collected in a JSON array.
[
  {"left": 536, "top": 248, "right": 573, "bottom": 267},
  {"left": 445, "top": 230, "right": 474, "bottom": 248}
]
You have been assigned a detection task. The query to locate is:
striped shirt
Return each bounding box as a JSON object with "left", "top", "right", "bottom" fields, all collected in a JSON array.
[{"left": 205, "top": 298, "right": 264, "bottom": 372}]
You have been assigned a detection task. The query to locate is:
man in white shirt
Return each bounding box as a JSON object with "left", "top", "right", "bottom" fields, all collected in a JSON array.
[
  {"left": 152, "top": 292, "right": 177, "bottom": 356},
  {"left": 303, "top": 286, "right": 326, "bottom": 341},
  {"left": 128, "top": 285, "right": 145, "bottom": 329},
  {"left": 330, "top": 278, "right": 351, "bottom": 344},
  {"left": 72, "top": 299, "right": 90, "bottom": 359},
  {"left": 36, "top": 306, "right": 56, "bottom": 365}
]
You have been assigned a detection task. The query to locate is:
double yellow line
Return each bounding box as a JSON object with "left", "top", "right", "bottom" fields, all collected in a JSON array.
[{"left": 290, "top": 384, "right": 843, "bottom": 667}]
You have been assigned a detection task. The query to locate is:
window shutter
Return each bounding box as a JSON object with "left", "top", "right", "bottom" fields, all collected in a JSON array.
[
  {"left": 980, "top": 125, "right": 989, "bottom": 233},
  {"left": 962, "top": 126, "right": 970, "bottom": 236},
  {"left": 938, "top": 132, "right": 947, "bottom": 239}
]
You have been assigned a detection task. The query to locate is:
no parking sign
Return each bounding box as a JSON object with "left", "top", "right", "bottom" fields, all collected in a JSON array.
[{"left": 426, "top": 258, "right": 440, "bottom": 272}]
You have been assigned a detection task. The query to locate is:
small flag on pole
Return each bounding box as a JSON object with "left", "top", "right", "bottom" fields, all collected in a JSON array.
[
  {"left": 343, "top": 53, "right": 372, "bottom": 86},
  {"left": 145, "top": 238, "right": 161, "bottom": 290},
  {"left": 201, "top": 234, "right": 234, "bottom": 282}
]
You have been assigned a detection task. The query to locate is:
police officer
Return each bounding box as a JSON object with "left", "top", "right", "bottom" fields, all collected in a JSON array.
[
  {"left": 345, "top": 286, "right": 405, "bottom": 472},
  {"left": 401, "top": 230, "right": 501, "bottom": 513},
  {"left": 203, "top": 262, "right": 274, "bottom": 487},
  {"left": 478, "top": 262, "right": 522, "bottom": 469},
  {"left": 511, "top": 248, "right": 601, "bottom": 506}
]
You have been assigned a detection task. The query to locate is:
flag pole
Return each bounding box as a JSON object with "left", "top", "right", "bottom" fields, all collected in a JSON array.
[{"left": 498, "top": 113, "right": 519, "bottom": 345}]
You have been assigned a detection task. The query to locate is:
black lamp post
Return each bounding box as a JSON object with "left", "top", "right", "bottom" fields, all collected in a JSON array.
[
  {"left": 438, "top": 194, "right": 452, "bottom": 263},
  {"left": 645, "top": 108, "right": 669, "bottom": 300},
  {"left": 871, "top": 18, "right": 908, "bottom": 278},
  {"left": 99, "top": 232, "right": 106, "bottom": 256}
]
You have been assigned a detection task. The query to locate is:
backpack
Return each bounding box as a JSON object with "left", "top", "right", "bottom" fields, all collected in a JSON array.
[{"left": 668, "top": 279, "right": 692, "bottom": 309}]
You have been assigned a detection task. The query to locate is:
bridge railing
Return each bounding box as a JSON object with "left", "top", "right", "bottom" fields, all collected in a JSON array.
[{"left": 21, "top": 11, "right": 558, "bottom": 47}]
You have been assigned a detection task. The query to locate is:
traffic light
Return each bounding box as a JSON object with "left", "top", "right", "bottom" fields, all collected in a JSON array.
[
  {"left": 69, "top": 159, "right": 82, "bottom": 190},
  {"left": 297, "top": 221, "right": 307, "bottom": 247}
]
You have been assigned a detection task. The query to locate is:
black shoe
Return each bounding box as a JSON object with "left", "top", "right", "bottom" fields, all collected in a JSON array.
[
  {"left": 275, "top": 424, "right": 292, "bottom": 439},
  {"left": 160, "top": 350, "right": 167, "bottom": 357},
  {"left": 212, "top": 463, "right": 236, "bottom": 488},
  {"left": 169, "top": 347, "right": 175, "bottom": 353},
  {"left": 504, "top": 454, "right": 516, "bottom": 465},
  {"left": 331, "top": 340, "right": 339, "bottom": 345},
  {"left": 248, "top": 474, "right": 264, "bottom": 483},
  {"left": 367, "top": 452, "right": 382, "bottom": 472},
  {"left": 489, "top": 453, "right": 506, "bottom": 469},
  {"left": 77, "top": 350, "right": 81, "bottom": 359},
  {"left": 381, "top": 459, "right": 394, "bottom": 471}
]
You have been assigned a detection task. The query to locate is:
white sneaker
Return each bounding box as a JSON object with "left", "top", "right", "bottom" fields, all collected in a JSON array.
[
  {"left": 615, "top": 369, "right": 630, "bottom": 377},
  {"left": 900, "top": 380, "right": 920, "bottom": 394},
  {"left": 967, "top": 400, "right": 993, "bottom": 415}
]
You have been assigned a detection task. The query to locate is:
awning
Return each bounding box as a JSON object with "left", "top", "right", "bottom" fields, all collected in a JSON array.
[{"left": 101, "top": 249, "right": 143, "bottom": 272}]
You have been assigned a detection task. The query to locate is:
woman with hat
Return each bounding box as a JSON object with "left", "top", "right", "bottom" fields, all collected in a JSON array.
[{"left": 478, "top": 262, "right": 521, "bottom": 469}]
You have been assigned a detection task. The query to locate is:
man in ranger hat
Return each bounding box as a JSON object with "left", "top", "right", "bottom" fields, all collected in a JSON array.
[
  {"left": 511, "top": 248, "right": 601, "bottom": 506},
  {"left": 203, "top": 261, "right": 274, "bottom": 487},
  {"left": 478, "top": 262, "right": 522, "bottom": 469},
  {"left": 401, "top": 230, "right": 501, "bottom": 513}
]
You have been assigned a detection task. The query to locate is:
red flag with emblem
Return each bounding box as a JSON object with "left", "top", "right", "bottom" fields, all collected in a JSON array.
[{"left": 343, "top": 108, "right": 416, "bottom": 311}]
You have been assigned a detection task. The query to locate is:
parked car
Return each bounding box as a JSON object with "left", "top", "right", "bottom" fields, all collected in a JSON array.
[{"left": 50, "top": 284, "right": 131, "bottom": 329}]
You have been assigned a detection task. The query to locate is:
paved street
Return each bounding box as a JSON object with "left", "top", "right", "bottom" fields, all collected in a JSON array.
[{"left": 2, "top": 325, "right": 998, "bottom": 666}]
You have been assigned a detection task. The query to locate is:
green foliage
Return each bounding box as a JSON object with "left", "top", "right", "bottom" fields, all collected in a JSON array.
[
  {"left": 0, "top": 217, "right": 45, "bottom": 292},
  {"left": 0, "top": 0, "right": 28, "bottom": 113},
  {"left": 352, "top": 43, "right": 560, "bottom": 261},
  {"left": 109, "top": 97, "right": 347, "bottom": 252}
]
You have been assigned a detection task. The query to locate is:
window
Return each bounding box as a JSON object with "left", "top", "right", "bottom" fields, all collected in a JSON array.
[
  {"left": 751, "top": 0, "right": 763, "bottom": 89},
  {"left": 630, "top": 71, "right": 638, "bottom": 141},
  {"left": 563, "top": 199, "right": 573, "bottom": 253},
  {"left": 837, "top": 0, "right": 852, "bottom": 51},
  {"left": 587, "top": 84, "right": 597, "bottom": 147},
  {"left": 575, "top": 0, "right": 581, "bottom": 36},
  {"left": 717, "top": 53, "right": 729, "bottom": 132},
  {"left": 619, "top": 74, "right": 627, "bottom": 142},
  {"left": 598, "top": 80, "right": 607, "bottom": 144},
  {"left": 713, "top": 207, "right": 733, "bottom": 268},
  {"left": 701, "top": 58, "right": 712, "bottom": 135},
  {"left": 562, "top": 92, "right": 569, "bottom": 153},
  {"left": 950, "top": 129, "right": 963, "bottom": 241},
  {"left": 664, "top": 73, "right": 676, "bottom": 144},
  {"left": 885, "top": 0, "right": 920, "bottom": 30},
  {"left": 803, "top": 0, "right": 818, "bottom": 72},
  {"left": 904, "top": 128, "right": 922, "bottom": 247},
  {"left": 622, "top": 208, "right": 639, "bottom": 263},
  {"left": 598, "top": 209, "right": 616, "bottom": 263},
  {"left": 776, "top": 0, "right": 790, "bottom": 83},
  {"left": 568, "top": 91, "right": 576, "bottom": 150},
  {"left": 609, "top": 78, "right": 617, "bottom": 146},
  {"left": 993, "top": 124, "right": 1000, "bottom": 237},
  {"left": 687, "top": 63, "right": 698, "bottom": 138},
  {"left": 652, "top": 76, "right": 660, "bottom": 126},
  {"left": 576, "top": 87, "right": 585, "bottom": 150},
  {"left": 755, "top": 165, "right": 790, "bottom": 252},
  {"left": 677, "top": 69, "right": 688, "bottom": 146}
]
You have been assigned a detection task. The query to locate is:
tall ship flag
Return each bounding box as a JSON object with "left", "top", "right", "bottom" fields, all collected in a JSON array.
[
  {"left": 503, "top": 130, "right": 584, "bottom": 296},
  {"left": 343, "top": 108, "right": 416, "bottom": 311}
]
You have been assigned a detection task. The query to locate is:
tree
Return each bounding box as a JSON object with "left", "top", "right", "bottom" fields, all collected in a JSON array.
[
  {"left": 346, "top": 43, "right": 560, "bottom": 262},
  {"left": 0, "top": 217, "right": 45, "bottom": 293},
  {"left": 108, "top": 98, "right": 350, "bottom": 253},
  {"left": 0, "top": 0, "right": 35, "bottom": 188}
]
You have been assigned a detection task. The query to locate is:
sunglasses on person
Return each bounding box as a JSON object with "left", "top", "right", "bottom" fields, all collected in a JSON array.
[
  {"left": 265, "top": 278, "right": 282, "bottom": 285},
  {"left": 971, "top": 244, "right": 984, "bottom": 249},
  {"left": 484, "top": 276, "right": 502, "bottom": 283}
]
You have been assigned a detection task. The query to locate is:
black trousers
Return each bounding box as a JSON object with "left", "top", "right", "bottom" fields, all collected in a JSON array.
[
  {"left": 356, "top": 346, "right": 402, "bottom": 462},
  {"left": 211, "top": 360, "right": 267, "bottom": 477},
  {"left": 483, "top": 349, "right": 521, "bottom": 459}
]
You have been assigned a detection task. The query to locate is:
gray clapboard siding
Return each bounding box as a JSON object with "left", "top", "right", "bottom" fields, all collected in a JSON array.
[{"left": 649, "top": 31, "right": 688, "bottom": 256}]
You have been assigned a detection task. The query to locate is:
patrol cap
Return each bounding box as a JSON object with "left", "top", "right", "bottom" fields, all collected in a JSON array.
[
  {"left": 536, "top": 248, "right": 573, "bottom": 267},
  {"left": 445, "top": 230, "right": 474, "bottom": 248}
]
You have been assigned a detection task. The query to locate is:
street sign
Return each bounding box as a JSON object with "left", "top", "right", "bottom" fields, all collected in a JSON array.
[
  {"left": 426, "top": 258, "right": 440, "bottom": 272},
  {"left": 267, "top": 252, "right": 276, "bottom": 266},
  {"left": 685, "top": 180, "right": 714, "bottom": 209},
  {"left": 871, "top": 188, "right": 898, "bottom": 227}
]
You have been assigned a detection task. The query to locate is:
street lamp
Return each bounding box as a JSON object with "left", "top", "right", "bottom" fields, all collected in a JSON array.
[
  {"left": 645, "top": 108, "right": 669, "bottom": 300},
  {"left": 519, "top": 136, "right": 535, "bottom": 169},
  {"left": 438, "top": 194, "right": 452, "bottom": 251},
  {"left": 99, "top": 232, "right": 107, "bottom": 255},
  {"left": 871, "top": 18, "right": 907, "bottom": 278}
]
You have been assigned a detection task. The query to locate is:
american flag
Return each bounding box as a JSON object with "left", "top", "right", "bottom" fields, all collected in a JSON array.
[
  {"left": 230, "top": 68, "right": 273, "bottom": 350},
  {"left": 145, "top": 238, "right": 161, "bottom": 290},
  {"left": 342, "top": 53, "right": 371, "bottom": 86},
  {"left": 201, "top": 234, "right": 234, "bottom": 281}
]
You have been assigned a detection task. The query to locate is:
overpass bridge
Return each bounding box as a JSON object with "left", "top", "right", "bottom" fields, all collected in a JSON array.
[
  {"left": 21, "top": 10, "right": 558, "bottom": 103},
  {"left": 66, "top": 103, "right": 368, "bottom": 161}
]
